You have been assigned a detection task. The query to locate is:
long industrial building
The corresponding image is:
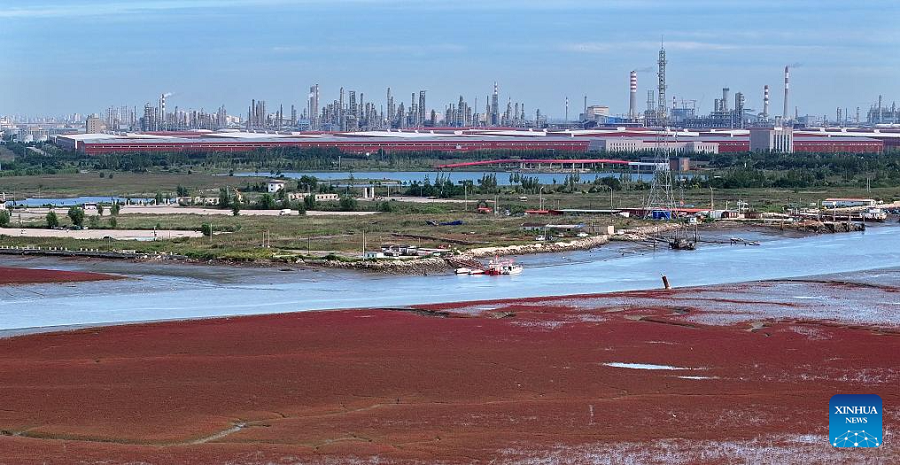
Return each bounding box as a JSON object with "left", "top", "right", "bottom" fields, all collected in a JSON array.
[{"left": 54, "top": 127, "right": 888, "bottom": 155}]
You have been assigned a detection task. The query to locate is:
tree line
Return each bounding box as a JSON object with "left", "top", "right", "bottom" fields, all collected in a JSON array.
[{"left": 3, "top": 135, "right": 900, "bottom": 188}]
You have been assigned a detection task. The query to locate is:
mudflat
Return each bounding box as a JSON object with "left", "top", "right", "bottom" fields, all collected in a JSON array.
[{"left": 0, "top": 279, "right": 897, "bottom": 464}]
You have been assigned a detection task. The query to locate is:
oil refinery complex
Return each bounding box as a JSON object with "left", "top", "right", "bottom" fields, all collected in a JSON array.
[{"left": 7, "top": 43, "right": 898, "bottom": 157}]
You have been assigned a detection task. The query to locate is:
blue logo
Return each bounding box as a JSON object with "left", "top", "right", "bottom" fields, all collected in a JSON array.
[{"left": 830, "top": 394, "right": 882, "bottom": 448}]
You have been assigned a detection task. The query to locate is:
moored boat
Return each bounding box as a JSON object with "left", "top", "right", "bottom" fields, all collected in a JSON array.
[{"left": 483, "top": 257, "right": 523, "bottom": 276}]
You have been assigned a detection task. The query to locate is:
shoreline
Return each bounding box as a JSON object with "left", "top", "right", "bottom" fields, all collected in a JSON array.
[{"left": 0, "top": 219, "right": 870, "bottom": 276}]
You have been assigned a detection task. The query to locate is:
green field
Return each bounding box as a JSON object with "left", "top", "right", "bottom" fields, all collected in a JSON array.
[
  {"left": 0, "top": 205, "right": 643, "bottom": 262},
  {"left": 3, "top": 170, "right": 898, "bottom": 264}
]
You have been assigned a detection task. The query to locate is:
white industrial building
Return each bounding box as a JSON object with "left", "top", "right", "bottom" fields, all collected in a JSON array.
[
  {"left": 821, "top": 198, "right": 877, "bottom": 208},
  {"left": 749, "top": 127, "right": 794, "bottom": 153},
  {"left": 591, "top": 138, "right": 718, "bottom": 154},
  {"left": 266, "top": 180, "right": 286, "bottom": 193}
]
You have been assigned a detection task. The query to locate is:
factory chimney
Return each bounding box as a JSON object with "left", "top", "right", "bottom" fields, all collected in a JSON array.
[
  {"left": 722, "top": 88, "right": 730, "bottom": 113},
  {"left": 763, "top": 85, "right": 770, "bottom": 119},
  {"left": 629, "top": 71, "right": 638, "bottom": 119},
  {"left": 878, "top": 95, "right": 883, "bottom": 124},
  {"left": 782, "top": 66, "right": 790, "bottom": 122},
  {"left": 491, "top": 82, "right": 499, "bottom": 126}
]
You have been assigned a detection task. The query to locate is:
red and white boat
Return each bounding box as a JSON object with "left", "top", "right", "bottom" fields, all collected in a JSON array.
[{"left": 482, "top": 257, "right": 523, "bottom": 276}]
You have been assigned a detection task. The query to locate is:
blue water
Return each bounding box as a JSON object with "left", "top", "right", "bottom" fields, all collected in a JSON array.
[
  {"left": 236, "top": 170, "right": 659, "bottom": 185},
  {"left": 1, "top": 224, "right": 898, "bottom": 332}
]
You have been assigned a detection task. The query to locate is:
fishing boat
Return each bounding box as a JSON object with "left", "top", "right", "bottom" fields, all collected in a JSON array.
[
  {"left": 669, "top": 225, "right": 698, "bottom": 250},
  {"left": 482, "top": 257, "right": 524, "bottom": 276},
  {"left": 455, "top": 267, "right": 473, "bottom": 275},
  {"left": 669, "top": 238, "right": 696, "bottom": 250}
]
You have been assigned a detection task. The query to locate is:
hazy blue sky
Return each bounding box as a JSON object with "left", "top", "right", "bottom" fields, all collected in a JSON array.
[{"left": 1, "top": 0, "right": 897, "bottom": 119}]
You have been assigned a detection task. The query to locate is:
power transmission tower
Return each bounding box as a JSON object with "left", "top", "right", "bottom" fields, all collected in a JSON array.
[
  {"left": 644, "top": 39, "right": 676, "bottom": 220},
  {"left": 644, "top": 127, "right": 676, "bottom": 218},
  {"left": 643, "top": 155, "right": 676, "bottom": 218}
]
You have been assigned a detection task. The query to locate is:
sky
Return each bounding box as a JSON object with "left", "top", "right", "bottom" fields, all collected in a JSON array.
[{"left": 0, "top": 0, "right": 898, "bottom": 119}]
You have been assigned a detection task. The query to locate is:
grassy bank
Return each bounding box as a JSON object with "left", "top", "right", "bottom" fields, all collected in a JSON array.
[
  {"left": 3, "top": 170, "right": 897, "bottom": 266},
  {"left": 0, "top": 202, "right": 644, "bottom": 263}
]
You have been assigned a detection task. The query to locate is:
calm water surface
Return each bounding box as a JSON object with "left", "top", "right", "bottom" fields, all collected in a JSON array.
[{"left": 1, "top": 225, "right": 898, "bottom": 331}]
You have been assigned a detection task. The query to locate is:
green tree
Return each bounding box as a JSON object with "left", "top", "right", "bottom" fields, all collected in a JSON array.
[
  {"left": 201, "top": 223, "right": 213, "bottom": 237},
  {"left": 97, "top": 204, "right": 104, "bottom": 216},
  {"left": 88, "top": 215, "right": 100, "bottom": 228},
  {"left": 218, "top": 187, "right": 231, "bottom": 209},
  {"left": 298, "top": 175, "right": 318, "bottom": 192},
  {"left": 111, "top": 202, "right": 120, "bottom": 216},
  {"left": 0, "top": 209, "right": 10, "bottom": 227},
  {"left": 155, "top": 192, "right": 164, "bottom": 205},
  {"left": 46, "top": 211, "right": 59, "bottom": 228},
  {"left": 303, "top": 194, "right": 317, "bottom": 211},
  {"left": 339, "top": 195, "right": 357, "bottom": 211},
  {"left": 231, "top": 201, "right": 240, "bottom": 216},
  {"left": 108, "top": 217, "right": 117, "bottom": 229},
  {"left": 67, "top": 207, "right": 84, "bottom": 227},
  {"left": 259, "top": 193, "right": 276, "bottom": 210},
  {"left": 596, "top": 177, "right": 622, "bottom": 191}
]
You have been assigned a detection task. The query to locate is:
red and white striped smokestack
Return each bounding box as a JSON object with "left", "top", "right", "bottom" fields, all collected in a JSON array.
[
  {"left": 629, "top": 70, "right": 638, "bottom": 119},
  {"left": 782, "top": 66, "right": 790, "bottom": 121},
  {"left": 763, "top": 84, "right": 770, "bottom": 119}
]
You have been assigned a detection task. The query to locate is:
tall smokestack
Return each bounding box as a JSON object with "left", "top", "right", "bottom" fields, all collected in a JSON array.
[
  {"left": 629, "top": 71, "right": 638, "bottom": 119},
  {"left": 160, "top": 93, "right": 166, "bottom": 131},
  {"left": 782, "top": 66, "right": 790, "bottom": 122},
  {"left": 878, "top": 95, "right": 883, "bottom": 124},
  {"left": 763, "top": 85, "right": 770, "bottom": 119},
  {"left": 722, "top": 88, "right": 730, "bottom": 113}
]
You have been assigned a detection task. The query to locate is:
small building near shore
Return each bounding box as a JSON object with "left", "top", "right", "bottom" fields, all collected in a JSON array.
[
  {"left": 521, "top": 223, "right": 585, "bottom": 233},
  {"left": 267, "top": 180, "right": 286, "bottom": 193},
  {"left": 821, "top": 198, "right": 877, "bottom": 208},
  {"left": 287, "top": 192, "right": 339, "bottom": 202}
]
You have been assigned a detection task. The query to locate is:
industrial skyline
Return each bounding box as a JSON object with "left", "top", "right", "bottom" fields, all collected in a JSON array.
[
  {"left": 35, "top": 48, "right": 900, "bottom": 134},
  {"left": 1, "top": 1, "right": 897, "bottom": 118}
]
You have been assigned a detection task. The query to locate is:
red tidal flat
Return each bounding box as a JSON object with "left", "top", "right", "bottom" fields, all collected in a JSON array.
[
  {"left": 0, "top": 266, "right": 120, "bottom": 285},
  {"left": 0, "top": 284, "right": 897, "bottom": 464}
]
